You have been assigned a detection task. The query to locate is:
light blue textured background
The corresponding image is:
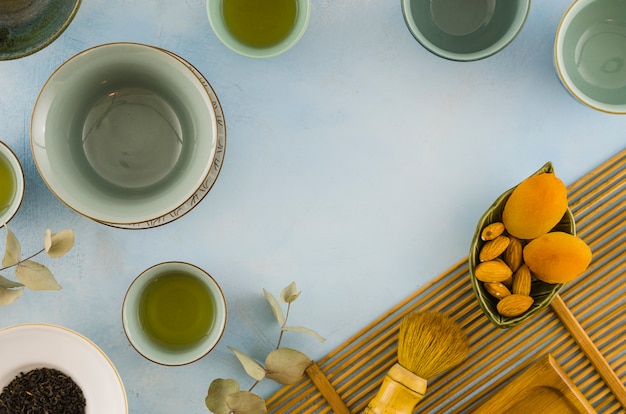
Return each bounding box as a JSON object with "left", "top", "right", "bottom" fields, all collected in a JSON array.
[{"left": 0, "top": 1, "right": 624, "bottom": 413}]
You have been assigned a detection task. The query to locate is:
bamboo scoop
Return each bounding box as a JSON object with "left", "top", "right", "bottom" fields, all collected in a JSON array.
[{"left": 363, "top": 311, "right": 470, "bottom": 414}]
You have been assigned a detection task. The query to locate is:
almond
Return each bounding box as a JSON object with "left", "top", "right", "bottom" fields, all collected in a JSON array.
[
  {"left": 504, "top": 236, "right": 523, "bottom": 272},
  {"left": 474, "top": 259, "right": 513, "bottom": 283},
  {"left": 484, "top": 282, "right": 511, "bottom": 300},
  {"left": 479, "top": 235, "right": 511, "bottom": 262},
  {"left": 512, "top": 264, "right": 532, "bottom": 296},
  {"left": 501, "top": 275, "right": 513, "bottom": 289},
  {"left": 481, "top": 222, "right": 505, "bottom": 241},
  {"left": 496, "top": 294, "right": 534, "bottom": 317}
]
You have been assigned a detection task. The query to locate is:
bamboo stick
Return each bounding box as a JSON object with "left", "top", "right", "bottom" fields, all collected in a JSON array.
[
  {"left": 305, "top": 362, "right": 351, "bottom": 414},
  {"left": 550, "top": 294, "right": 626, "bottom": 408}
]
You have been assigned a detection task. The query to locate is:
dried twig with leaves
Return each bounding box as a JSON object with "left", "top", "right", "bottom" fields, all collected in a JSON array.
[
  {"left": 205, "top": 282, "right": 324, "bottom": 414},
  {"left": 0, "top": 224, "right": 74, "bottom": 305}
]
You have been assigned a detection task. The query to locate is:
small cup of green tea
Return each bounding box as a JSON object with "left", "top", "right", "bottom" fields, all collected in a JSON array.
[
  {"left": 0, "top": 141, "right": 25, "bottom": 225},
  {"left": 122, "top": 262, "right": 227, "bottom": 366},
  {"left": 207, "top": 0, "right": 311, "bottom": 58}
]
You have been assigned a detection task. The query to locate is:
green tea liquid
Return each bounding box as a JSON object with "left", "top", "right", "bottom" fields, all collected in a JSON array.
[
  {"left": 138, "top": 272, "right": 214, "bottom": 349},
  {"left": 222, "top": 0, "right": 298, "bottom": 48},
  {"left": 0, "top": 154, "right": 16, "bottom": 216}
]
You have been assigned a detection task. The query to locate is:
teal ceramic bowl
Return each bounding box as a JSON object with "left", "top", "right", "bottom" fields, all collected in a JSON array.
[
  {"left": 555, "top": 0, "right": 626, "bottom": 114},
  {"left": 402, "top": 0, "right": 530, "bottom": 61},
  {"left": 31, "top": 43, "right": 219, "bottom": 225},
  {"left": 0, "top": 0, "right": 81, "bottom": 60},
  {"left": 207, "top": 0, "right": 311, "bottom": 58},
  {"left": 0, "top": 141, "right": 24, "bottom": 225},
  {"left": 122, "top": 262, "right": 227, "bottom": 366}
]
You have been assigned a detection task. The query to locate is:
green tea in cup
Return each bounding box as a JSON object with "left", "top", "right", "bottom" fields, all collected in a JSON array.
[
  {"left": 0, "top": 142, "right": 24, "bottom": 225},
  {"left": 207, "top": 0, "right": 311, "bottom": 58},
  {"left": 122, "top": 262, "right": 227, "bottom": 365},
  {"left": 138, "top": 270, "right": 215, "bottom": 349},
  {"left": 0, "top": 153, "right": 16, "bottom": 215},
  {"left": 222, "top": 0, "right": 298, "bottom": 48}
]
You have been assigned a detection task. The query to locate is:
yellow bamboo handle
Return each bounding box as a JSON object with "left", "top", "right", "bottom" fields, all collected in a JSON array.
[
  {"left": 363, "top": 363, "right": 427, "bottom": 414},
  {"left": 551, "top": 294, "right": 626, "bottom": 408},
  {"left": 305, "top": 361, "right": 352, "bottom": 414}
]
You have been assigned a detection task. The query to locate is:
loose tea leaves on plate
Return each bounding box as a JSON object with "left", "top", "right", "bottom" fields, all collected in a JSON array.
[{"left": 0, "top": 367, "right": 86, "bottom": 413}]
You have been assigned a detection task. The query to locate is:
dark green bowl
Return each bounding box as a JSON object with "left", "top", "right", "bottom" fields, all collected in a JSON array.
[
  {"left": 0, "top": 0, "right": 81, "bottom": 60},
  {"left": 469, "top": 162, "right": 575, "bottom": 329}
]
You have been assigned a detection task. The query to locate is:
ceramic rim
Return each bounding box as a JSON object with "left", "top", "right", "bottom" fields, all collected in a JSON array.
[
  {"left": 30, "top": 42, "right": 220, "bottom": 226},
  {"left": 401, "top": 0, "right": 531, "bottom": 62},
  {"left": 96, "top": 49, "right": 227, "bottom": 229},
  {"left": 554, "top": 0, "right": 626, "bottom": 114},
  {"left": 121, "top": 261, "right": 228, "bottom": 366},
  {"left": 0, "top": 140, "right": 25, "bottom": 225},
  {"left": 0, "top": 0, "right": 81, "bottom": 61}
]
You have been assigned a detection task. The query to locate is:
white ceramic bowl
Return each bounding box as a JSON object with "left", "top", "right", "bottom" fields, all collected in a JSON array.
[
  {"left": 0, "top": 141, "right": 25, "bottom": 225},
  {"left": 0, "top": 324, "right": 127, "bottom": 413},
  {"left": 555, "top": 0, "right": 626, "bottom": 113},
  {"left": 31, "top": 43, "right": 218, "bottom": 225}
]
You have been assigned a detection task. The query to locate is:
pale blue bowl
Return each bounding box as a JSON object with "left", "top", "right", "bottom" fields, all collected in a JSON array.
[
  {"left": 31, "top": 43, "right": 219, "bottom": 225},
  {"left": 402, "top": 0, "right": 530, "bottom": 61},
  {"left": 555, "top": 0, "right": 626, "bottom": 114}
]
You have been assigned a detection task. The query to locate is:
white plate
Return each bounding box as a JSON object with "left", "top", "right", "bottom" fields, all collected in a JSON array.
[{"left": 0, "top": 324, "right": 127, "bottom": 413}]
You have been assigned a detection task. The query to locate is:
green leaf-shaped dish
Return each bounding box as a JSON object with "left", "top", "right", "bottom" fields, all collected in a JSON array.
[{"left": 469, "top": 162, "right": 575, "bottom": 329}]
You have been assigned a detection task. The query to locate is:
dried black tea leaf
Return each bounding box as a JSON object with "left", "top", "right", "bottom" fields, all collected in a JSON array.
[{"left": 0, "top": 367, "right": 86, "bottom": 413}]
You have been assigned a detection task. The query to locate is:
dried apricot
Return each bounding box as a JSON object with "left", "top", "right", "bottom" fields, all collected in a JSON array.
[
  {"left": 523, "top": 231, "right": 592, "bottom": 284},
  {"left": 502, "top": 173, "right": 568, "bottom": 240}
]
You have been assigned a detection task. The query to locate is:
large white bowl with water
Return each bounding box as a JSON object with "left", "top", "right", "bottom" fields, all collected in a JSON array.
[{"left": 31, "top": 43, "right": 219, "bottom": 225}]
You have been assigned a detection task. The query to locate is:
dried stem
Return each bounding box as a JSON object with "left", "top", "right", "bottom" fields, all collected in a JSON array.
[
  {"left": 0, "top": 248, "right": 45, "bottom": 272},
  {"left": 276, "top": 302, "right": 291, "bottom": 349}
]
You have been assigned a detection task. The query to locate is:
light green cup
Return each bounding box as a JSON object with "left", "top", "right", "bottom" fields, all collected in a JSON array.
[
  {"left": 0, "top": 141, "right": 24, "bottom": 225},
  {"left": 402, "top": 0, "right": 530, "bottom": 61},
  {"left": 207, "top": 0, "right": 311, "bottom": 58},
  {"left": 555, "top": 0, "right": 626, "bottom": 114},
  {"left": 122, "top": 262, "right": 227, "bottom": 366},
  {"left": 31, "top": 43, "right": 218, "bottom": 225}
]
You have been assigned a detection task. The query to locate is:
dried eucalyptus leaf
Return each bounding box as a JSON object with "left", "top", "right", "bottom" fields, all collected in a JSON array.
[
  {"left": 265, "top": 348, "right": 311, "bottom": 385},
  {"left": 0, "top": 274, "right": 24, "bottom": 289},
  {"left": 226, "top": 391, "right": 267, "bottom": 414},
  {"left": 0, "top": 286, "right": 23, "bottom": 306},
  {"left": 280, "top": 282, "right": 300, "bottom": 303},
  {"left": 282, "top": 326, "right": 326, "bottom": 343},
  {"left": 15, "top": 260, "right": 62, "bottom": 290},
  {"left": 44, "top": 229, "right": 75, "bottom": 258},
  {"left": 263, "top": 288, "right": 285, "bottom": 326},
  {"left": 228, "top": 347, "right": 266, "bottom": 381},
  {"left": 205, "top": 378, "right": 240, "bottom": 414},
  {"left": 2, "top": 226, "right": 21, "bottom": 268}
]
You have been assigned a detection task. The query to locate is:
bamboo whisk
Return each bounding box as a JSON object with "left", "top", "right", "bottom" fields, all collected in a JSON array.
[{"left": 363, "top": 311, "right": 470, "bottom": 414}]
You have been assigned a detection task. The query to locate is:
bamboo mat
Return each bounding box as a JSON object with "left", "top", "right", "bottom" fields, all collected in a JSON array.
[{"left": 266, "top": 149, "right": 626, "bottom": 413}]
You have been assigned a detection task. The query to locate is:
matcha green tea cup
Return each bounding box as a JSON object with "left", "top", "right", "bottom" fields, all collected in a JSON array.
[
  {"left": 207, "top": 0, "right": 311, "bottom": 58},
  {"left": 0, "top": 141, "right": 24, "bottom": 225},
  {"left": 402, "top": 0, "right": 531, "bottom": 61},
  {"left": 122, "top": 262, "right": 227, "bottom": 366}
]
